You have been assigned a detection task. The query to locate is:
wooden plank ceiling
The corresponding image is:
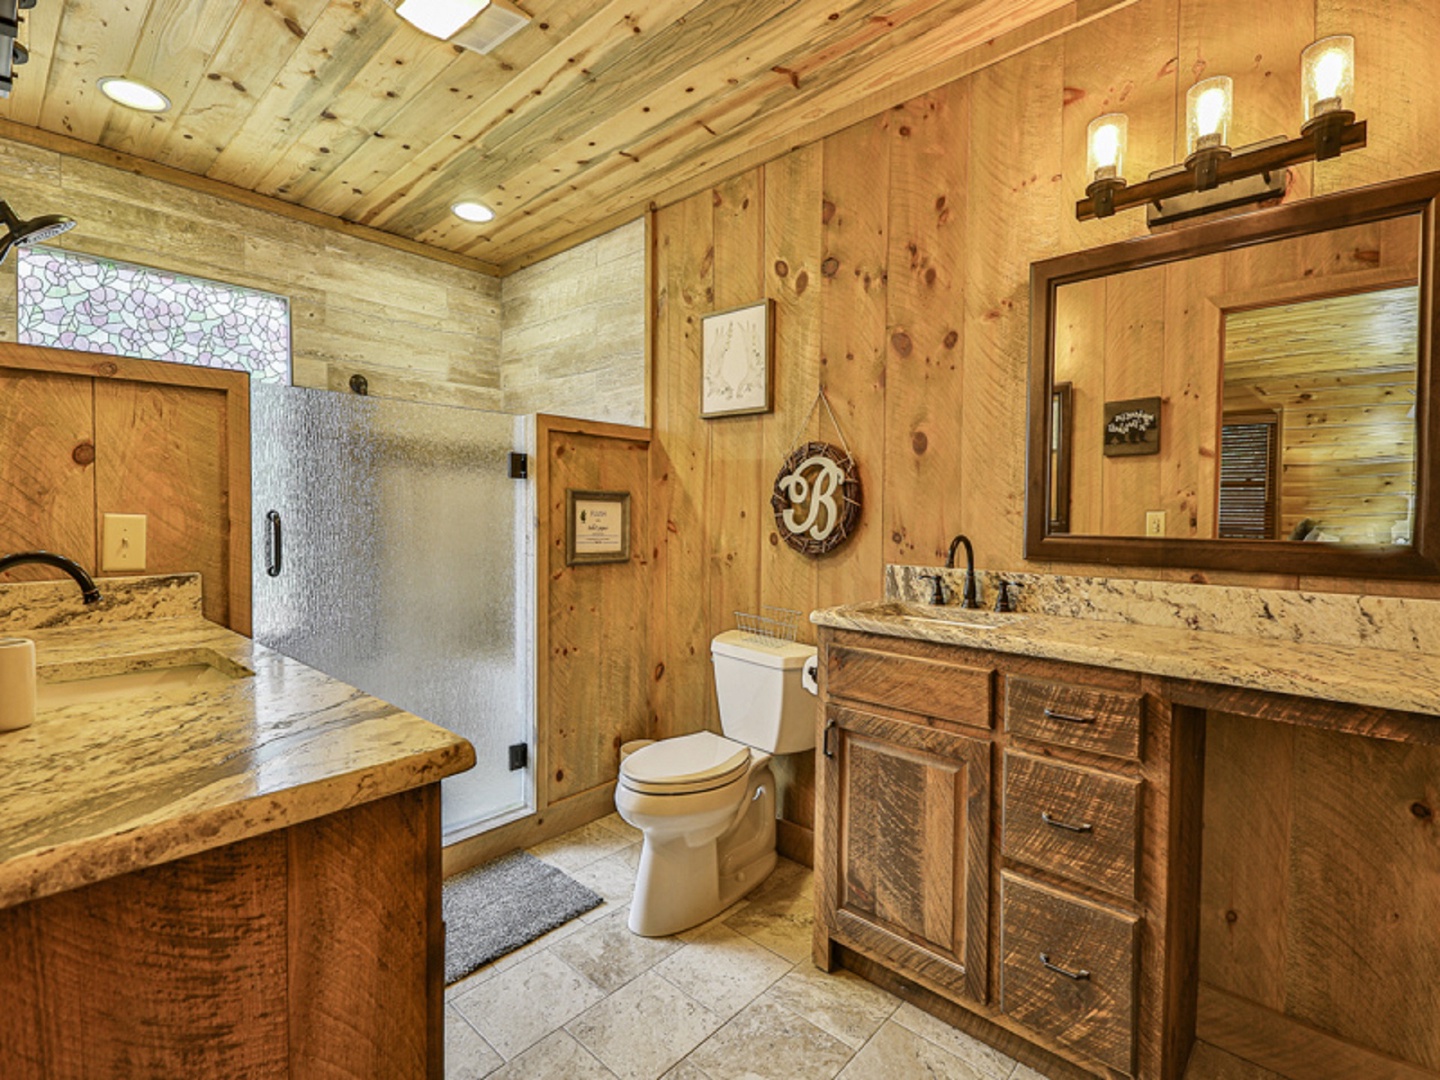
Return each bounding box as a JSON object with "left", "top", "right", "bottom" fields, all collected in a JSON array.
[{"left": 0, "top": 0, "right": 1089, "bottom": 273}]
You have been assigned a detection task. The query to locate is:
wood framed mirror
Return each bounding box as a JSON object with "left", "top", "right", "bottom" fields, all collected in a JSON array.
[{"left": 1026, "top": 171, "right": 1440, "bottom": 578}]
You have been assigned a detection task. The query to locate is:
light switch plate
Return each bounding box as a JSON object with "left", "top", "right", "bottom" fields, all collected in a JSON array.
[
  {"left": 1145, "top": 510, "right": 1166, "bottom": 537},
  {"left": 102, "top": 513, "right": 147, "bottom": 572}
]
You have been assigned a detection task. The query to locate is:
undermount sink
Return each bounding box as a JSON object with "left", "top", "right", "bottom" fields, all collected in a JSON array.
[
  {"left": 37, "top": 650, "right": 253, "bottom": 710},
  {"left": 855, "top": 600, "right": 1026, "bottom": 630}
]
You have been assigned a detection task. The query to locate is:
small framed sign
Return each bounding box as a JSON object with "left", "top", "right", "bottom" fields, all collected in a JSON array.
[
  {"left": 701, "top": 299, "right": 774, "bottom": 418},
  {"left": 1103, "top": 396, "right": 1162, "bottom": 457},
  {"left": 566, "top": 490, "right": 631, "bottom": 566}
]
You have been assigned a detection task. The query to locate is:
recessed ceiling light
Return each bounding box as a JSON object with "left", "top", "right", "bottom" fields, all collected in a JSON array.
[
  {"left": 452, "top": 201, "right": 495, "bottom": 223},
  {"left": 97, "top": 77, "right": 171, "bottom": 113}
]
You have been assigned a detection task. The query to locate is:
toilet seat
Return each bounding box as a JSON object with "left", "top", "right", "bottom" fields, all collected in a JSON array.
[{"left": 620, "top": 731, "right": 752, "bottom": 795}]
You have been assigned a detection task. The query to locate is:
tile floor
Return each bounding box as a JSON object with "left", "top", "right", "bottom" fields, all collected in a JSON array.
[{"left": 445, "top": 815, "right": 1041, "bottom": 1080}]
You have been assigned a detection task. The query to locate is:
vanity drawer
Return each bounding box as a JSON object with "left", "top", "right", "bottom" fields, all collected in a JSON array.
[
  {"left": 1005, "top": 677, "right": 1143, "bottom": 760},
  {"left": 827, "top": 645, "right": 993, "bottom": 729},
  {"left": 1000, "top": 872, "right": 1137, "bottom": 1076},
  {"left": 1002, "top": 752, "right": 1140, "bottom": 900}
]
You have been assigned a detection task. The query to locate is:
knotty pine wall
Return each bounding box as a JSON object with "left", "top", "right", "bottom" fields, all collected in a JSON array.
[
  {"left": 0, "top": 134, "right": 503, "bottom": 409},
  {"left": 648, "top": 0, "right": 1440, "bottom": 845}
]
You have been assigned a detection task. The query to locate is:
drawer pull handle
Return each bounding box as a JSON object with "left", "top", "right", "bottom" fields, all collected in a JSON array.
[
  {"left": 1043, "top": 707, "right": 1095, "bottom": 725},
  {"left": 1040, "top": 952, "right": 1091, "bottom": 981},
  {"left": 823, "top": 718, "right": 838, "bottom": 759},
  {"left": 1041, "top": 811, "right": 1094, "bottom": 834}
]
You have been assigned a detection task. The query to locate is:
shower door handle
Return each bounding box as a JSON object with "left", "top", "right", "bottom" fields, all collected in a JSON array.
[{"left": 265, "top": 510, "right": 283, "bottom": 578}]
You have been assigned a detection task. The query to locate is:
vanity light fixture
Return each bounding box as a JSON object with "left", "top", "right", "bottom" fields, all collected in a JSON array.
[
  {"left": 1078, "top": 36, "right": 1366, "bottom": 222},
  {"left": 1085, "top": 114, "right": 1129, "bottom": 218},
  {"left": 97, "top": 76, "right": 171, "bottom": 113},
  {"left": 451, "top": 200, "right": 495, "bottom": 223},
  {"left": 391, "top": 0, "right": 530, "bottom": 55}
]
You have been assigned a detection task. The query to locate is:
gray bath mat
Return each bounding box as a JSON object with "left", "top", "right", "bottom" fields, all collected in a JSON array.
[{"left": 443, "top": 850, "right": 603, "bottom": 984}]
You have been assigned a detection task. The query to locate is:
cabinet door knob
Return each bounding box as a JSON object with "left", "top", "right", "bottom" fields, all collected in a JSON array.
[
  {"left": 1041, "top": 811, "right": 1094, "bottom": 834},
  {"left": 1040, "top": 952, "right": 1091, "bottom": 981}
]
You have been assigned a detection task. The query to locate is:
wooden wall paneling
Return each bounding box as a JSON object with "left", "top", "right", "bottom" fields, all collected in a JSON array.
[
  {"left": 94, "top": 379, "right": 233, "bottom": 629},
  {"left": 35, "top": 831, "right": 290, "bottom": 1079},
  {"left": 881, "top": 83, "right": 970, "bottom": 566},
  {"left": 0, "top": 369, "right": 95, "bottom": 579},
  {"left": 759, "top": 145, "right": 824, "bottom": 628},
  {"left": 1163, "top": 251, "right": 1226, "bottom": 539},
  {"left": 706, "top": 169, "right": 767, "bottom": 656},
  {"left": 1100, "top": 267, "right": 1168, "bottom": 536},
  {"left": 815, "top": 113, "right": 891, "bottom": 608},
  {"left": 1312, "top": 0, "right": 1440, "bottom": 196},
  {"left": 288, "top": 787, "right": 437, "bottom": 1080},
  {"left": 961, "top": 41, "right": 1066, "bottom": 574},
  {"left": 1054, "top": 276, "right": 1109, "bottom": 536},
  {"left": 655, "top": 193, "right": 715, "bottom": 739},
  {"left": 544, "top": 423, "right": 653, "bottom": 802}
]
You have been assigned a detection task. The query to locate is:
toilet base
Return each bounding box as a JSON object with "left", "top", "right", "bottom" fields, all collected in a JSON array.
[{"left": 623, "top": 766, "right": 778, "bottom": 937}]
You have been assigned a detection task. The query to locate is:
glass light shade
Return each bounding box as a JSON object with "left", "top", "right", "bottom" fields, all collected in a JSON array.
[
  {"left": 1086, "top": 114, "right": 1128, "bottom": 182},
  {"left": 97, "top": 77, "right": 171, "bottom": 113},
  {"left": 1302, "top": 35, "right": 1355, "bottom": 122},
  {"left": 1186, "top": 76, "right": 1233, "bottom": 155},
  {"left": 396, "top": 0, "right": 489, "bottom": 39},
  {"left": 452, "top": 201, "right": 495, "bottom": 223}
]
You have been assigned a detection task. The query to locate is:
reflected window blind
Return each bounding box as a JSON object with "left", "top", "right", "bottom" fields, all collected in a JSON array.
[{"left": 1219, "top": 418, "right": 1278, "bottom": 539}]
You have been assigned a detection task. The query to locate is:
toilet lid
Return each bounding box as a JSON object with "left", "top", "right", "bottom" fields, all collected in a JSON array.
[{"left": 620, "top": 731, "right": 751, "bottom": 795}]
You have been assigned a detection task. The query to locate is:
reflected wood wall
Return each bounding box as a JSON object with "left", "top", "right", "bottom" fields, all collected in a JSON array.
[{"left": 646, "top": 0, "right": 1440, "bottom": 853}]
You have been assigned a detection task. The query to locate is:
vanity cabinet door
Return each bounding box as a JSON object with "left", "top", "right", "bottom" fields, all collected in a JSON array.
[{"left": 819, "top": 703, "right": 990, "bottom": 1004}]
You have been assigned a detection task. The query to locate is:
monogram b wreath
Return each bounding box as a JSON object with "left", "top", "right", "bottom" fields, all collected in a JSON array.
[{"left": 771, "top": 391, "right": 862, "bottom": 557}]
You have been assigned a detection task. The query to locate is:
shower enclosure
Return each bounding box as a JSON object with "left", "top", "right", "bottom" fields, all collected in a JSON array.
[{"left": 250, "top": 384, "right": 534, "bottom": 843}]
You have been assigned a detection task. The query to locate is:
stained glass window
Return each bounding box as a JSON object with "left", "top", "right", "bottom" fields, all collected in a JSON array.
[{"left": 16, "top": 246, "right": 291, "bottom": 385}]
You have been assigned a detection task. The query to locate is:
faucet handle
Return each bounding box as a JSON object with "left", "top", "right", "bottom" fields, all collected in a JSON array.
[
  {"left": 917, "top": 573, "right": 947, "bottom": 606},
  {"left": 993, "top": 580, "right": 1022, "bottom": 613}
]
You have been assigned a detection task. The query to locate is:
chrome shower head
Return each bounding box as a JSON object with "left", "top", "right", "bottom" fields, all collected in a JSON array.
[{"left": 0, "top": 199, "right": 77, "bottom": 265}]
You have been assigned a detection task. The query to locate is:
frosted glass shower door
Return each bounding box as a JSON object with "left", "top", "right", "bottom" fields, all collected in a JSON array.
[{"left": 250, "top": 384, "right": 533, "bottom": 842}]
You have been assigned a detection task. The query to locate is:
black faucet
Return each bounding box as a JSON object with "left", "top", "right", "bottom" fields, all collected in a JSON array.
[
  {"left": 0, "top": 550, "right": 102, "bottom": 604},
  {"left": 945, "top": 534, "right": 980, "bottom": 609}
]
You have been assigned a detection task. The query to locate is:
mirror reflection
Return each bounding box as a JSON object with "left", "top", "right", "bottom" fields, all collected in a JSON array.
[{"left": 1049, "top": 214, "right": 1421, "bottom": 547}]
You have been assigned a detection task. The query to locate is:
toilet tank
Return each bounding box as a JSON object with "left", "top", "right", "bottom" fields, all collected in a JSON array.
[{"left": 711, "top": 630, "right": 818, "bottom": 754}]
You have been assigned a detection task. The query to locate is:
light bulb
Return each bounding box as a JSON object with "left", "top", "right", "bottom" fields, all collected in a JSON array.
[
  {"left": 1186, "top": 76, "right": 1233, "bottom": 155},
  {"left": 452, "top": 201, "right": 495, "bottom": 223},
  {"left": 1302, "top": 35, "right": 1355, "bottom": 122},
  {"left": 1086, "top": 114, "right": 1128, "bottom": 180}
]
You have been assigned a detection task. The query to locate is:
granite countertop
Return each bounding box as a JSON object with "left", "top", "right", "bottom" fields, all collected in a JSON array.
[
  {"left": 813, "top": 597, "right": 1440, "bottom": 718},
  {"left": 0, "top": 575, "right": 475, "bottom": 909}
]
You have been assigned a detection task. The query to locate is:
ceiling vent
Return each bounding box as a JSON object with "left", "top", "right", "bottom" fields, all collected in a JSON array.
[{"left": 392, "top": 0, "right": 531, "bottom": 56}]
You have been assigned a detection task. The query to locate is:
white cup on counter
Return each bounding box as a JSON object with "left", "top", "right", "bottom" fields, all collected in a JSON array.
[{"left": 0, "top": 637, "right": 37, "bottom": 732}]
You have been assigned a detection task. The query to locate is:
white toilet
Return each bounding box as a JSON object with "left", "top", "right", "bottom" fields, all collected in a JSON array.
[{"left": 616, "top": 630, "right": 819, "bottom": 937}]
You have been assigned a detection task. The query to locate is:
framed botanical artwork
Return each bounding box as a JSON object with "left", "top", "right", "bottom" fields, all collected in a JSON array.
[
  {"left": 701, "top": 299, "right": 774, "bottom": 418},
  {"left": 565, "top": 489, "right": 631, "bottom": 566}
]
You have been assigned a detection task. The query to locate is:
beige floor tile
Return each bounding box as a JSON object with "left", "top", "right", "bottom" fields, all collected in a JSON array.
[
  {"left": 568, "top": 971, "right": 724, "bottom": 1080},
  {"left": 654, "top": 923, "right": 795, "bottom": 1020},
  {"left": 1009, "top": 1066, "right": 1046, "bottom": 1080},
  {"left": 837, "top": 1021, "right": 990, "bottom": 1080},
  {"left": 530, "top": 820, "right": 634, "bottom": 873},
  {"left": 447, "top": 962, "right": 498, "bottom": 1001},
  {"left": 552, "top": 908, "right": 683, "bottom": 992},
  {"left": 570, "top": 843, "right": 642, "bottom": 922},
  {"left": 685, "top": 998, "right": 854, "bottom": 1080},
  {"left": 485, "top": 1030, "right": 618, "bottom": 1080},
  {"left": 446, "top": 1007, "right": 503, "bottom": 1080},
  {"left": 763, "top": 965, "right": 900, "bottom": 1049},
  {"left": 659, "top": 1060, "right": 712, "bottom": 1080},
  {"left": 452, "top": 949, "right": 607, "bottom": 1060},
  {"left": 490, "top": 912, "right": 589, "bottom": 972},
  {"left": 892, "top": 1003, "right": 1019, "bottom": 1079},
  {"left": 722, "top": 858, "right": 815, "bottom": 962},
  {"left": 594, "top": 812, "right": 643, "bottom": 844},
  {"left": 675, "top": 897, "right": 751, "bottom": 942}
]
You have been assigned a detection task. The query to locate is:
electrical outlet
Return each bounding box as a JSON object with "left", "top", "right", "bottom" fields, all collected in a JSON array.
[
  {"left": 102, "top": 513, "right": 147, "bottom": 572},
  {"left": 1145, "top": 510, "right": 1166, "bottom": 537}
]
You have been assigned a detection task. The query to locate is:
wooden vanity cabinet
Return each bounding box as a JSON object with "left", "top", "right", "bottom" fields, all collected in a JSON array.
[{"left": 815, "top": 627, "right": 1204, "bottom": 1080}]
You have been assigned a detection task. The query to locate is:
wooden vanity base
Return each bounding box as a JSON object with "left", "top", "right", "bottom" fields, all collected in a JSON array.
[{"left": 0, "top": 785, "right": 444, "bottom": 1080}]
